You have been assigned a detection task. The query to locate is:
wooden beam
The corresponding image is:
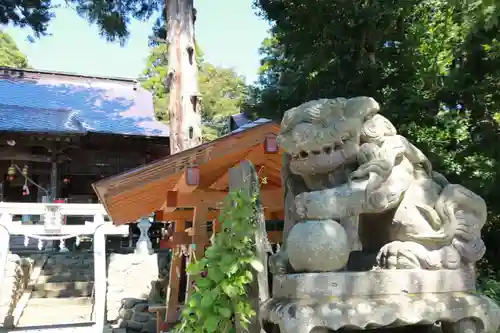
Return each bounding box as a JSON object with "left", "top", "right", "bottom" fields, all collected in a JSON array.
[
  {"left": 160, "top": 230, "right": 283, "bottom": 248},
  {"left": 0, "top": 152, "right": 69, "bottom": 163},
  {"left": 157, "top": 209, "right": 219, "bottom": 221},
  {"left": 164, "top": 188, "right": 283, "bottom": 211},
  {"left": 164, "top": 191, "right": 179, "bottom": 212},
  {"left": 209, "top": 171, "right": 229, "bottom": 190},
  {"left": 244, "top": 146, "right": 265, "bottom": 164},
  {"left": 198, "top": 161, "right": 238, "bottom": 189},
  {"left": 207, "top": 147, "right": 271, "bottom": 191}
]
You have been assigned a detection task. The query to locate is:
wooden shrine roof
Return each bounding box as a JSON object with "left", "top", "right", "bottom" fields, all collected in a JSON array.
[{"left": 93, "top": 121, "right": 283, "bottom": 224}]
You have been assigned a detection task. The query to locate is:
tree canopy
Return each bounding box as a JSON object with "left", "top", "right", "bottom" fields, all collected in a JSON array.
[
  {"left": 0, "top": 31, "right": 29, "bottom": 68},
  {"left": 141, "top": 44, "right": 248, "bottom": 141},
  {"left": 0, "top": 0, "right": 169, "bottom": 45},
  {"left": 247, "top": 0, "right": 500, "bottom": 291},
  {"left": 1, "top": 0, "right": 499, "bottom": 46}
]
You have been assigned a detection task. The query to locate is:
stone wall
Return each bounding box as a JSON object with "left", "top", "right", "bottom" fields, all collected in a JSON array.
[
  {"left": 0, "top": 254, "right": 34, "bottom": 326},
  {"left": 107, "top": 252, "right": 168, "bottom": 333},
  {"left": 116, "top": 298, "right": 157, "bottom": 333}
]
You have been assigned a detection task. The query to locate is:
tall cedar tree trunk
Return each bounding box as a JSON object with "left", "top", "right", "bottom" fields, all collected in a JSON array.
[{"left": 166, "top": 0, "right": 202, "bottom": 154}]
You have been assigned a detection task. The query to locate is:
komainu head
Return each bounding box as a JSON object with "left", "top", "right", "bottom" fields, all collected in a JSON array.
[{"left": 277, "top": 97, "right": 380, "bottom": 176}]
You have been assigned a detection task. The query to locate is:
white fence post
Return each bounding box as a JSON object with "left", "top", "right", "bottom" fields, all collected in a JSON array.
[
  {"left": 0, "top": 213, "right": 11, "bottom": 319},
  {"left": 0, "top": 202, "right": 129, "bottom": 332},
  {"left": 93, "top": 215, "right": 107, "bottom": 333}
]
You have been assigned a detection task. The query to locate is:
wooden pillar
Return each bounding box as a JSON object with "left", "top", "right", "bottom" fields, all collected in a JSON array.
[
  {"left": 50, "top": 159, "right": 57, "bottom": 201},
  {"left": 185, "top": 204, "right": 208, "bottom": 300},
  {"left": 264, "top": 208, "right": 271, "bottom": 221},
  {"left": 165, "top": 219, "right": 185, "bottom": 324},
  {"left": 192, "top": 205, "right": 209, "bottom": 260}
]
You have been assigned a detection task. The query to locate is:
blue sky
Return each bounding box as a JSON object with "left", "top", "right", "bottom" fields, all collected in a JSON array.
[{"left": 4, "top": 0, "right": 270, "bottom": 83}]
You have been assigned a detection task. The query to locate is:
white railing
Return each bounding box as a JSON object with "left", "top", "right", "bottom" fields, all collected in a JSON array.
[
  {"left": 0, "top": 202, "right": 130, "bottom": 332},
  {"left": 0, "top": 203, "right": 108, "bottom": 252}
]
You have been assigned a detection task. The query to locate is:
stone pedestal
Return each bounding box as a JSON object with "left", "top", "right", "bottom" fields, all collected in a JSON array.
[{"left": 262, "top": 269, "right": 500, "bottom": 333}]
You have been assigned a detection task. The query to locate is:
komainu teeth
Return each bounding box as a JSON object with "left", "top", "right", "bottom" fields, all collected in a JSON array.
[{"left": 291, "top": 143, "right": 342, "bottom": 160}]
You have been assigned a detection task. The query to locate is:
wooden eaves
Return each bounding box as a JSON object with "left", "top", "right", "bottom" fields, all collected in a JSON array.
[{"left": 92, "top": 121, "right": 283, "bottom": 225}]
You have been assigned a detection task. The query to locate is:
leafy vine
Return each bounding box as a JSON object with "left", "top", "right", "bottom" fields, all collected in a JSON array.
[{"left": 174, "top": 188, "right": 263, "bottom": 333}]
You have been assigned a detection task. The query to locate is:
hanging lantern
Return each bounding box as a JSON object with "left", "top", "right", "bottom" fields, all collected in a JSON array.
[
  {"left": 185, "top": 166, "right": 200, "bottom": 186},
  {"left": 7, "top": 165, "right": 15, "bottom": 181},
  {"left": 63, "top": 177, "right": 71, "bottom": 184},
  {"left": 7, "top": 165, "right": 15, "bottom": 176},
  {"left": 22, "top": 165, "right": 28, "bottom": 177},
  {"left": 264, "top": 134, "right": 278, "bottom": 153}
]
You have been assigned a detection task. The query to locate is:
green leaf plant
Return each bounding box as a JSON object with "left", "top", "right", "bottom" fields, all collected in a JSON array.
[{"left": 174, "top": 188, "right": 261, "bottom": 333}]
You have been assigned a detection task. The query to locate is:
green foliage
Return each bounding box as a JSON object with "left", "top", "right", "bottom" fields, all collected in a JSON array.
[
  {"left": 0, "top": 32, "right": 29, "bottom": 68},
  {"left": 174, "top": 189, "right": 261, "bottom": 333},
  {"left": 478, "top": 277, "right": 500, "bottom": 305},
  {"left": 0, "top": 0, "right": 163, "bottom": 43},
  {"left": 140, "top": 45, "right": 248, "bottom": 142},
  {"left": 199, "top": 64, "right": 248, "bottom": 140},
  {"left": 1, "top": 0, "right": 499, "bottom": 45},
  {"left": 249, "top": 0, "right": 500, "bottom": 279}
]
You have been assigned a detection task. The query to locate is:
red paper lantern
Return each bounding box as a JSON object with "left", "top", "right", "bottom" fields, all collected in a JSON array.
[
  {"left": 264, "top": 134, "right": 278, "bottom": 153},
  {"left": 63, "top": 177, "right": 71, "bottom": 184},
  {"left": 161, "top": 322, "right": 169, "bottom": 333}
]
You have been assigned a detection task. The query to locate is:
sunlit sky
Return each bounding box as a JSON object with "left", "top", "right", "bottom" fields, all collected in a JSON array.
[{"left": 4, "top": 0, "right": 270, "bottom": 83}]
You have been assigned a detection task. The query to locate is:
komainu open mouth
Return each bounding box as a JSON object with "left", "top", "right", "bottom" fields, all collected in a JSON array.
[
  {"left": 290, "top": 141, "right": 343, "bottom": 161},
  {"left": 288, "top": 145, "right": 353, "bottom": 177}
]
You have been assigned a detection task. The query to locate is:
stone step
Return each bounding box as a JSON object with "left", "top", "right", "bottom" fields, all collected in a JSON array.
[
  {"left": 24, "top": 297, "right": 93, "bottom": 307},
  {"left": 43, "top": 260, "right": 94, "bottom": 267},
  {"left": 36, "top": 272, "right": 93, "bottom": 283},
  {"left": 31, "top": 282, "right": 94, "bottom": 298},
  {"left": 40, "top": 267, "right": 94, "bottom": 276},
  {"left": 17, "top": 299, "right": 92, "bottom": 327}
]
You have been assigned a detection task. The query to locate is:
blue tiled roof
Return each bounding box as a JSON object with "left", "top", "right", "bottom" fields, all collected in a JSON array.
[
  {"left": 231, "top": 117, "right": 272, "bottom": 133},
  {"left": 0, "top": 104, "right": 87, "bottom": 134},
  {"left": 0, "top": 70, "right": 169, "bottom": 137}
]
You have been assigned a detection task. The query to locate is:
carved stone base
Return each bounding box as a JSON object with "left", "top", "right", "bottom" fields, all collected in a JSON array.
[
  {"left": 272, "top": 268, "right": 477, "bottom": 299},
  {"left": 261, "top": 293, "right": 500, "bottom": 333}
]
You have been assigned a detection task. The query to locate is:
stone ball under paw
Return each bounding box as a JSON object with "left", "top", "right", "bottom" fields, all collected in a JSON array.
[{"left": 286, "top": 220, "right": 349, "bottom": 272}]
